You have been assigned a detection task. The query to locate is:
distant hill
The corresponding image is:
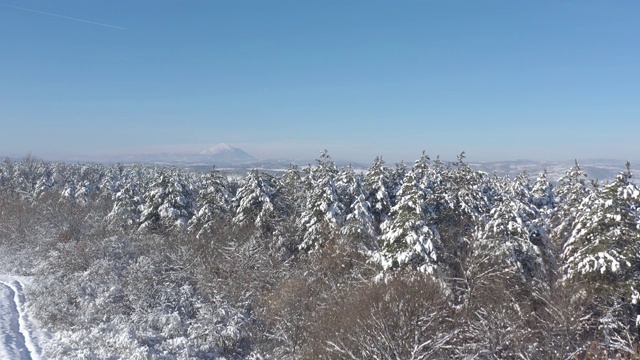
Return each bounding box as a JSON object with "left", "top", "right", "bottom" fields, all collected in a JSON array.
[
  {"left": 89, "top": 143, "right": 258, "bottom": 166},
  {"left": 198, "top": 143, "right": 256, "bottom": 163},
  {"left": 469, "top": 159, "right": 632, "bottom": 183}
]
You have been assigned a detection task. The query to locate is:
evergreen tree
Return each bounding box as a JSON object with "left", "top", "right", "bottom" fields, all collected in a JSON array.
[
  {"left": 561, "top": 164, "right": 640, "bottom": 340},
  {"left": 341, "top": 194, "right": 377, "bottom": 251},
  {"left": 33, "top": 162, "right": 55, "bottom": 200},
  {"left": 270, "top": 165, "right": 304, "bottom": 256},
  {"left": 0, "top": 157, "right": 14, "bottom": 194},
  {"left": 335, "top": 164, "right": 364, "bottom": 217},
  {"left": 562, "top": 165, "right": 640, "bottom": 288},
  {"left": 12, "top": 155, "right": 48, "bottom": 201},
  {"left": 188, "top": 166, "right": 233, "bottom": 238},
  {"left": 139, "top": 169, "right": 195, "bottom": 232},
  {"left": 389, "top": 161, "right": 407, "bottom": 206},
  {"left": 61, "top": 178, "right": 78, "bottom": 202},
  {"left": 232, "top": 169, "right": 277, "bottom": 235},
  {"left": 442, "top": 153, "right": 494, "bottom": 223},
  {"left": 375, "top": 157, "right": 441, "bottom": 276},
  {"left": 50, "top": 162, "right": 72, "bottom": 195},
  {"left": 74, "top": 180, "right": 95, "bottom": 205},
  {"left": 551, "top": 160, "right": 592, "bottom": 248},
  {"left": 411, "top": 152, "right": 432, "bottom": 184},
  {"left": 428, "top": 153, "right": 494, "bottom": 296},
  {"left": 363, "top": 156, "right": 393, "bottom": 235},
  {"left": 107, "top": 183, "right": 142, "bottom": 230},
  {"left": 98, "top": 163, "right": 126, "bottom": 202},
  {"left": 531, "top": 168, "right": 554, "bottom": 212},
  {"left": 472, "top": 172, "right": 555, "bottom": 284},
  {"left": 298, "top": 150, "right": 344, "bottom": 251},
  {"left": 276, "top": 165, "right": 303, "bottom": 219}
]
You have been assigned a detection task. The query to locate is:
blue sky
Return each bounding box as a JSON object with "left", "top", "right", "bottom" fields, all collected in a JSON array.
[{"left": 1, "top": 1, "right": 638, "bottom": 163}]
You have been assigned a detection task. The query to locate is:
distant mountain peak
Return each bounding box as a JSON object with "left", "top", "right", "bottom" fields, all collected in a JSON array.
[
  {"left": 199, "top": 143, "right": 255, "bottom": 163},
  {"left": 200, "top": 143, "right": 236, "bottom": 155}
]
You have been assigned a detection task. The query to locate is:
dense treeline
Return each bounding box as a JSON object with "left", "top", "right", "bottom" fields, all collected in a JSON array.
[{"left": 0, "top": 152, "right": 639, "bottom": 359}]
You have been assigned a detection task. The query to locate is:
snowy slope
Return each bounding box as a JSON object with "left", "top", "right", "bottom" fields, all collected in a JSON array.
[{"left": 0, "top": 276, "right": 45, "bottom": 360}]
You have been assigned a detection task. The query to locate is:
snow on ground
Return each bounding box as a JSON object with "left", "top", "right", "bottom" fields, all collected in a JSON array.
[{"left": 0, "top": 275, "right": 45, "bottom": 360}]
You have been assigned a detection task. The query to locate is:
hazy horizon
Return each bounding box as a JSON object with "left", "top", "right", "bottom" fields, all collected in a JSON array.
[{"left": 1, "top": 143, "right": 637, "bottom": 168}]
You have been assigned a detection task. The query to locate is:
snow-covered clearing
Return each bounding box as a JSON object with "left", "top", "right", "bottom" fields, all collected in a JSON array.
[{"left": 0, "top": 276, "right": 44, "bottom": 360}]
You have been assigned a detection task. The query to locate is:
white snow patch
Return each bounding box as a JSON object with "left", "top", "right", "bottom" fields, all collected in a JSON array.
[{"left": 0, "top": 275, "right": 47, "bottom": 360}]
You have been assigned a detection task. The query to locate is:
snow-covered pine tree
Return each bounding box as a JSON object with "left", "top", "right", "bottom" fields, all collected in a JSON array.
[
  {"left": 551, "top": 160, "right": 592, "bottom": 248},
  {"left": 270, "top": 165, "right": 304, "bottom": 254},
  {"left": 298, "top": 150, "right": 344, "bottom": 251},
  {"left": 33, "top": 162, "right": 55, "bottom": 200},
  {"left": 60, "top": 163, "right": 104, "bottom": 204},
  {"left": 13, "top": 155, "right": 47, "bottom": 201},
  {"left": 335, "top": 164, "right": 364, "bottom": 218},
  {"left": 375, "top": 154, "right": 441, "bottom": 276},
  {"left": 531, "top": 168, "right": 554, "bottom": 212},
  {"left": 0, "top": 157, "right": 14, "bottom": 194},
  {"left": 529, "top": 169, "right": 557, "bottom": 255},
  {"left": 562, "top": 164, "right": 640, "bottom": 293},
  {"left": 276, "top": 164, "right": 303, "bottom": 219},
  {"left": 441, "top": 153, "right": 493, "bottom": 224},
  {"left": 472, "top": 172, "right": 555, "bottom": 285},
  {"left": 107, "top": 182, "right": 142, "bottom": 231},
  {"left": 0, "top": 157, "right": 36, "bottom": 198},
  {"left": 97, "top": 163, "right": 125, "bottom": 203},
  {"left": 232, "top": 169, "right": 277, "bottom": 235},
  {"left": 426, "top": 153, "right": 495, "bottom": 296},
  {"left": 363, "top": 156, "right": 393, "bottom": 235},
  {"left": 50, "top": 162, "right": 71, "bottom": 195},
  {"left": 139, "top": 168, "right": 195, "bottom": 232},
  {"left": 389, "top": 161, "right": 407, "bottom": 206},
  {"left": 340, "top": 194, "right": 377, "bottom": 251},
  {"left": 74, "top": 180, "right": 94, "bottom": 205},
  {"left": 60, "top": 178, "right": 77, "bottom": 202},
  {"left": 188, "top": 166, "right": 233, "bottom": 239},
  {"left": 560, "top": 164, "right": 640, "bottom": 342},
  {"left": 411, "top": 151, "right": 431, "bottom": 184}
]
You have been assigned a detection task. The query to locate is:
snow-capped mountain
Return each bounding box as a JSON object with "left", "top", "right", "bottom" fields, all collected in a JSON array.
[{"left": 199, "top": 143, "right": 255, "bottom": 163}]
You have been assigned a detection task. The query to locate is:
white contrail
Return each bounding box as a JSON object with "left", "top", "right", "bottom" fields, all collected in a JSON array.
[{"left": 1, "top": 3, "right": 126, "bottom": 30}]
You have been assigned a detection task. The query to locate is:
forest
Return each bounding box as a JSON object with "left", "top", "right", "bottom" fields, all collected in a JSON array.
[{"left": 0, "top": 151, "right": 639, "bottom": 359}]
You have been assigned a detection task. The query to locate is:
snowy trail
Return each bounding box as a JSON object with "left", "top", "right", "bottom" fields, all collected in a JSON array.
[{"left": 0, "top": 277, "right": 42, "bottom": 360}]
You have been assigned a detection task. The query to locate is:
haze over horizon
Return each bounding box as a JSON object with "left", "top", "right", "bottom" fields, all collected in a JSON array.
[{"left": 1, "top": 1, "right": 638, "bottom": 164}]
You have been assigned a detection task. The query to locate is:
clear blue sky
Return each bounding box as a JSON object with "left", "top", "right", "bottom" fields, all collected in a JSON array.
[{"left": 1, "top": 0, "right": 638, "bottom": 163}]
